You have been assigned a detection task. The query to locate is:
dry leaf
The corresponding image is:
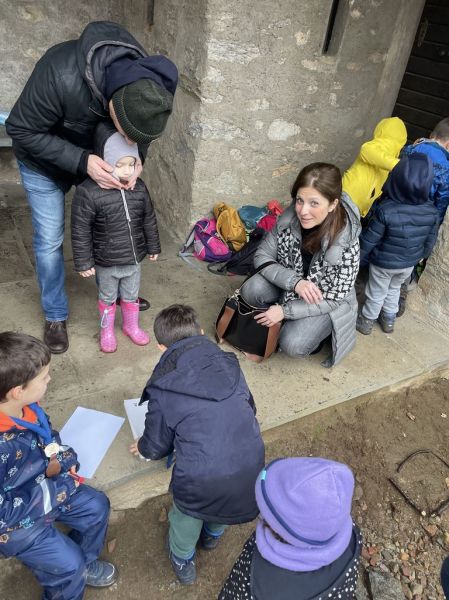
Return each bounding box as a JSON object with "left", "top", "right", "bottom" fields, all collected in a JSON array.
[
  {"left": 406, "top": 412, "right": 416, "bottom": 421},
  {"left": 441, "top": 413, "right": 447, "bottom": 419},
  {"left": 158, "top": 507, "right": 168, "bottom": 522},
  {"left": 107, "top": 538, "right": 117, "bottom": 553}
]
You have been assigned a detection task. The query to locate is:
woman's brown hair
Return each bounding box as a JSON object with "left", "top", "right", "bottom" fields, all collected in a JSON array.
[{"left": 291, "top": 162, "right": 346, "bottom": 253}]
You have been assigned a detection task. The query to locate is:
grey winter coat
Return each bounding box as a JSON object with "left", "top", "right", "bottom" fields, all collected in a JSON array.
[{"left": 254, "top": 193, "right": 361, "bottom": 366}]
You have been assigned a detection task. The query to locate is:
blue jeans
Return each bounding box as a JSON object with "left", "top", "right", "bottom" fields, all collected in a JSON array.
[
  {"left": 0, "top": 485, "right": 110, "bottom": 600},
  {"left": 18, "top": 162, "right": 68, "bottom": 321}
]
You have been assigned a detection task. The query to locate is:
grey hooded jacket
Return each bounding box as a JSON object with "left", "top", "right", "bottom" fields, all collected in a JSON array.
[{"left": 254, "top": 193, "right": 361, "bottom": 366}]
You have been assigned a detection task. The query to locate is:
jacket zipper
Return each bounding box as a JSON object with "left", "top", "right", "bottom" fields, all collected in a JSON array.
[{"left": 120, "top": 189, "right": 138, "bottom": 265}]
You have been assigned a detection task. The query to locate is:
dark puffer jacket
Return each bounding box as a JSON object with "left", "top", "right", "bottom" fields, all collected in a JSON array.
[
  {"left": 0, "top": 409, "right": 79, "bottom": 535},
  {"left": 6, "top": 21, "right": 149, "bottom": 191},
  {"left": 138, "top": 336, "right": 265, "bottom": 524},
  {"left": 71, "top": 122, "right": 160, "bottom": 271},
  {"left": 361, "top": 153, "right": 439, "bottom": 269},
  {"left": 219, "top": 527, "right": 362, "bottom": 600}
]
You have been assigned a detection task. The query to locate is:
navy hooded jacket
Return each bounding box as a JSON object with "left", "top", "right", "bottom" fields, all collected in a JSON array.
[
  {"left": 138, "top": 336, "right": 265, "bottom": 524},
  {"left": 360, "top": 153, "right": 439, "bottom": 270}
]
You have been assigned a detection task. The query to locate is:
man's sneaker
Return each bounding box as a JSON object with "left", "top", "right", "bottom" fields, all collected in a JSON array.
[
  {"left": 44, "top": 320, "right": 69, "bottom": 354},
  {"left": 356, "top": 314, "right": 375, "bottom": 335},
  {"left": 199, "top": 528, "right": 224, "bottom": 551},
  {"left": 378, "top": 311, "right": 395, "bottom": 334},
  {"left": 86, "top": 559, "right": 118, "bottom": 588},
  {"left": 169, "top": 550, "right": 196, "bottom": 585}
]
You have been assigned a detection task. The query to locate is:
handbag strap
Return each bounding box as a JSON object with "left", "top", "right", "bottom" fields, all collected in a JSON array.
[
  {"left": 252, "top": 260, "right": 278, "bottom": 275},
  {"left": 264, "top": 322, "right": 281, "bottom": 358}
]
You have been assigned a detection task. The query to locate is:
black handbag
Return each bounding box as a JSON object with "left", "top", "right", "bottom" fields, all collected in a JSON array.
[{"left": 215, "top": 262, "right": 281, "bottom": 362}]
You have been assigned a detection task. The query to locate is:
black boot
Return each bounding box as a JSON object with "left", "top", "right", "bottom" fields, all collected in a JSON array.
[
  {"left": 44, "top": 320, "right": 69, "bottom": 354},
  {"left": 116, "top": 297, "right": 150, "bottom": 311}
]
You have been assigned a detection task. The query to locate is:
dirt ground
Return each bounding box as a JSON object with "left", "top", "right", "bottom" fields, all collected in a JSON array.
[{"left": 3, "top": 376, "right": 449, "bottom": 599}]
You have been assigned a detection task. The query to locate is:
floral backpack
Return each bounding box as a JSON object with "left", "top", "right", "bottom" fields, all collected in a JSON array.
[{"left": 179, "top": 217, "right": 233, "bottom": 263}]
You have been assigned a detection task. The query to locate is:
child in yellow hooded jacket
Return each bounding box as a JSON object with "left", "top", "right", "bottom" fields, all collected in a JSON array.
[{"left": 343, "top": 117, "right": 407, "bottom": 217}]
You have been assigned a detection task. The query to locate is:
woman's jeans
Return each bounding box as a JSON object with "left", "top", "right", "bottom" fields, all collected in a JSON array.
[
  {"left": 18, "top": 162, "right": 68, "bottom": 321},
  {"left": 241, "top": 274, "right": 332, "bottom": 357}
]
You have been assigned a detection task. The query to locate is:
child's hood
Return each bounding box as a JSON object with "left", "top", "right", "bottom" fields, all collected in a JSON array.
[
  {"left": 147, "top": 336, "right": 243, "bottom": 402},
  {"left": 383, "top": 153, "right": 434, "bottom": 206},
  {"left": 0, "top": 405, "right": 38, "bottom": 433},
  {"left": 93, "top": 121, "right": 140, "bottom": 165},
  {"left": 373, "top": 117, "right": 407, "bottom": 155}
]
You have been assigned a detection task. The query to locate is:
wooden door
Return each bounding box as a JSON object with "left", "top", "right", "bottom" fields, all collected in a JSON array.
[{"left": 393, "top": 0, "right": 449, "bottom": 142}]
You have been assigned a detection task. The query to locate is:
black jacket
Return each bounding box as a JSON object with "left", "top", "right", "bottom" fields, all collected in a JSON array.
[
  {"left": 6, "top": 21, "right": 148, "bottom": 191},
  {"left": 138, "top": 336, "right": 265, "bottom": 524},
  {"left": 360, "top": 154, "right": 440, "bottom": 269},
  {"left": 219, "top": 527, "right": 362, "bottom": 600},
  {"left": 71, "top": 120, "right": 160, "bottom": 270}
]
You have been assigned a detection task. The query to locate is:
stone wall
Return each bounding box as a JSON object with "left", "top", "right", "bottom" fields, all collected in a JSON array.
[
  {"left": 409, "top": 214, "right": 449, "bottom": 335},
  {"left": 0, "top": 0, "right": 426, "bottom": 236},
  {"left": 147, "top": 0, "right": 425, "bottom": 235}
]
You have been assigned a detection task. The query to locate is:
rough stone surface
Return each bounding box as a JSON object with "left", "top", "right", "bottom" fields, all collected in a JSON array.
[
  {"left": 148, "top": 0, "right": 425, "bottom": 235},
  {"left": 0, "top": 0, "right": 425, "bottom": 239},
  {"left": 369, "top": 571, "right": 407, "bottom": 599},
  {"left": 409, "top": 213, "right": 449, "bottom": 337}
]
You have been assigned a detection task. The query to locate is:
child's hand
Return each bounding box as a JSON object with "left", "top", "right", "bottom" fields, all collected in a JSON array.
[
  {"left": 79, "top": 268, "right": 96, "bottom": 278},
  {"left": 148, "top": 255, "right": 159, "bottom": 261},
  {"left": 130, "top": 439, "right": 143, "bottom": 458}
]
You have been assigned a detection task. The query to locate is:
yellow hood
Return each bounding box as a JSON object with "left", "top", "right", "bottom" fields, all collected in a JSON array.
[{"left": 342, "top": 117, "right": 407, "bottom": 216}]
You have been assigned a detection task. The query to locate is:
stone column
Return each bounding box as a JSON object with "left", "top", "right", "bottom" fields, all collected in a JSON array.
[{"left": 409, "top": 215, "right": 449, "bottom": 335}]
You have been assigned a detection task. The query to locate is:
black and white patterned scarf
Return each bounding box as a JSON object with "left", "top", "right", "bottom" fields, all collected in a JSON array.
[{"left": 277, "top": 227, "right": 360, "bottom": 304}]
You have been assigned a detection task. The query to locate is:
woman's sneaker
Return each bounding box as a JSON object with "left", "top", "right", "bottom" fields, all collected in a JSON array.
[
  {"left": 356, "top": 314, "right": 375, "bottom": 335},
  {"left": 169, "top": 550, "right": 196, "bottom": 585},
  {"left": 86, "top": 559, "right": 118, "bottom": 587}
]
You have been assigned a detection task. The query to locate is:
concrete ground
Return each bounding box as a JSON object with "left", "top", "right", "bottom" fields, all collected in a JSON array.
[{"left": 2, "top": 180, "right": 449, "bottom": 511}]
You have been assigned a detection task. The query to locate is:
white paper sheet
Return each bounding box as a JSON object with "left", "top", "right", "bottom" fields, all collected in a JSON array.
[
  {"left": 124, "top": 398, "right": 147, "bottom": 440},
  {"left": 59, "top": 407, "right": 125, "bottom": 479}
]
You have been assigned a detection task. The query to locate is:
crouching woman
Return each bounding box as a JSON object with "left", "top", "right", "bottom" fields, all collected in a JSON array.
[{"left": 241, "top": 163, "right": 361, "bottom": 366}]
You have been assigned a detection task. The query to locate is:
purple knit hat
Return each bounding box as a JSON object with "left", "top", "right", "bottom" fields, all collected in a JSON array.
[{"left": 255, "top": 457, "right": 355, "bottom": 571}]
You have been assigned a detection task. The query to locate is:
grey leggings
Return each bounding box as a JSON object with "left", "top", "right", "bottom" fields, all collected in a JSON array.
[{"left": 240, "top": 274, "right": 332, "bottom": 357}]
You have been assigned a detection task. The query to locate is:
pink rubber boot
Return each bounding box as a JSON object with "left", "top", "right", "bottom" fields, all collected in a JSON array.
[
  {"left": 98, "top": 301, "right": 117, "bottom": 353},
  {"left": 120, "top": 300, "right": 150, "bottom": 346}
]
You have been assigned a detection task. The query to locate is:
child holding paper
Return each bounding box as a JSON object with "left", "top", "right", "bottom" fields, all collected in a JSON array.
[
  {"left": 0, "top": 331, "right": 117, "bottom": 599},
  {"left": 130, "top": 304, "right": 265, "bottom": 585}
]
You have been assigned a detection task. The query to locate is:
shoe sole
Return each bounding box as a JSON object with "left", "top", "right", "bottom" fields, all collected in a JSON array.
[
  {"left": 86, "top": 567, "right": 119, "bottom": 588},
  {"left": 356, "top": 328, "right": 372, "bottom": 335},
  {"left": 47, "top": 345, "right": 69, "bottom": 354}
]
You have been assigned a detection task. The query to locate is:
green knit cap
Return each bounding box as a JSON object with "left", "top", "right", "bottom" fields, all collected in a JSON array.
[{"left": 112, "top": 79, "right": 173, "bottom": 145}]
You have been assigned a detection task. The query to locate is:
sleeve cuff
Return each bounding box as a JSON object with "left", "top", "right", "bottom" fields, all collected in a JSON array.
[{"left": 77, "top": 151, "right": 91, "bottom": 176}]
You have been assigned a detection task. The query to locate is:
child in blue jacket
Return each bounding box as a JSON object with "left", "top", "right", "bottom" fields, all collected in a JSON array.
[
  {"left": 0, "top": 332, "right": 117, "bottom": 600},
  {"left": 356, "top": 154, "right": 439, "bottom": 335},
  {"left": 402, "top": 116, "right": 449, "bottom": 224},
  {"left": 130, "top": 304, "right": 265, "bottom": 585}
]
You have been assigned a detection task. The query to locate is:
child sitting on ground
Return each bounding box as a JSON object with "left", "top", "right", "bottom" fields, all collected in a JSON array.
[
  {"left": 0, "top": 331, "right": 117, "bottom": 599},
  {"left": 71, "top": 122, "right": 160, "bottom": 353},
  {"left": 218, "top": 457, "right": 362, "bottom": 600},
  {"left": 356, "top": 153, "right": 439, "bottom": 336},
  {"left": 130, "top": 304, "right": 265, "bottom": 585},
  {"left": 343, "top": 117, "right": 407, "bottom": 218},
  {"left": 402, "top": 116, "right": 449, "bottom": 225}
]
